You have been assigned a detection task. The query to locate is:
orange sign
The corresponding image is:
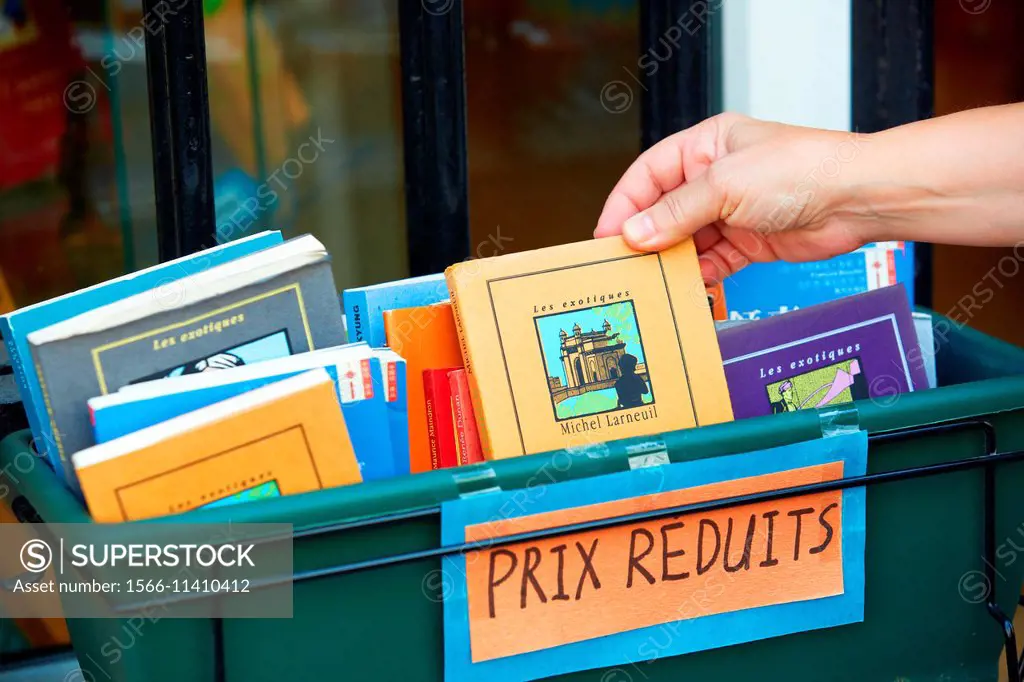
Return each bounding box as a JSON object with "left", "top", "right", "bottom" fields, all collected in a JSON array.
[{"left": 462, "top": 462, "right": 845, "bottom": 662}]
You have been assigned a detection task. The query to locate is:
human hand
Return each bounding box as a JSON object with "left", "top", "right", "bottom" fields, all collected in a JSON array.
[{"left": 594, "top": 113, "right": 874, "bottom": 282}]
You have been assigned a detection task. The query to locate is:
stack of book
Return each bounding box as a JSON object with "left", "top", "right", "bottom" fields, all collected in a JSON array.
[
  {"left": 1, "top": 229, "right": 932, "bottom": 524},
  {"left": 1, "top": 232, "right": 396, "bottom": 521}
]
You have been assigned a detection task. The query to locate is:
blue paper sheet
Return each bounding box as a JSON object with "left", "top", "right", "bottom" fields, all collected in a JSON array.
[{"left": 441, "top": 431, "right": 868, "bottom": 681}]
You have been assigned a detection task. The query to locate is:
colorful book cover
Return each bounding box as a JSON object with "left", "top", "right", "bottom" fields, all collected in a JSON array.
[
  {"left": 445, "top": 236, "right": 733, "bottom": 459},
  {"left": 423, "top": 368, "right": 460, "bottom": 470},
  {"left": 0, "top": 231, "right": 283, "bottom": 476},
  {"left": 718, "top": 284, "right": 928, "bottom": 420},
  {"left": 342, "top": 273, "right": 448, "bottom": 346},
  {"left": 723, "top": 242, "right": 914, "bottom": 319},
  {"left": 383, "top": 303, "right": 463, "bottom": 474},
  {"left": 27, "top": 235, "right": 344, "bottom": 493},
  {"left": 88, "top": 344, "right": 396, "bottom": 481},
  {"left": 74, "top": 369, "right": 361, "bottom": 523},
  {"left": 449, "top": 368, "right": 484, "bottom": 466},
  {"left": 373, "top": 348, "right": 410, "bottom": 477}
]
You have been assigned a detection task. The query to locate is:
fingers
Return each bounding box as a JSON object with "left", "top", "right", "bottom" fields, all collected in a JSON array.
[
  {"left": 620, "top": 171, "right": 726, "bottom": 251},
  {"left": 594, "top": 117, "right": 723, "bottom": 238},
  {"left": 697, "top": 227, "right": 781, "bottom": 283}
]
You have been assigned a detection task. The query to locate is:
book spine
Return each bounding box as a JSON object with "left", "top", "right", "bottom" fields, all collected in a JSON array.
[
  {"left": 449, "top": 369, "right": 484, "bottom": 465},
  {"left": 445, "top": 271, "right": 494, "bottom": 460},
  {"left": 423, "top": 373, "right": 442, "bottom": 470},
  {"left": 451, "top": 378, "right": 469, "bottom": 466},
  {"left": 342, "top": 290, "right": 367, "bottom": 343}
]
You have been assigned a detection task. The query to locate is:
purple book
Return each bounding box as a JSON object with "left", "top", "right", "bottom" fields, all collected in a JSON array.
[{"left": 718, "top": 285, "right": 928, "bottom": 420}]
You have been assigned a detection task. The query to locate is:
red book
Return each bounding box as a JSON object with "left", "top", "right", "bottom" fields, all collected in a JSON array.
[
  {"left": 449, "top": 369, "right": 484, "bottom": 465},
  {"left": 422, "top": 368, "right": 460, "bottom": 469}
]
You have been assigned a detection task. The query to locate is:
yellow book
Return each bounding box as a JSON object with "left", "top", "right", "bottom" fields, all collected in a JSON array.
[
  {"left": 445, "top": 236, "right": 733, "bottom": 459},
  {"left": 74, "top": 369, "right": 361, "bottom": 523}
]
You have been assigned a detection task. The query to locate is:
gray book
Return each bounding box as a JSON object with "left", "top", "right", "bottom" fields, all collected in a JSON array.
[{"left": 27, "top": 235, "right": 346, "bottom": 493}]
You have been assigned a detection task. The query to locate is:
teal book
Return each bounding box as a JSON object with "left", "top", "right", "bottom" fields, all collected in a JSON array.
[
  {"left": 0, "top": 231, "right": 283, "bottom": 476},
  {"left": 342, "top": 273, "right": 448, "bottom": 346},
  {"left": 27, "top": 234, "right": 345, "bottom": 494}
]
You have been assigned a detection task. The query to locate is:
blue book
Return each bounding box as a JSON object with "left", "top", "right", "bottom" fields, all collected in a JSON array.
[
  {"left": 373, "top": 348, "right": 410, "bottom": 477},
  {"left": 342, "top": 273, "right": 449, "bottom": 347},
  {"left": 0, "top": 231, "right": 283, "bottom": 474},
  {"left": 88, "top": 344, "right": 399, "bottom": 482},
  {"left": 723, "top": 242, "right": 915, "bottom": 319}
]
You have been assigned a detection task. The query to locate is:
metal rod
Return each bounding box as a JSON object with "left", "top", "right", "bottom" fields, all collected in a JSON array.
[
  {"left": 213, "top": 617, "right": 225, "bottom": 682},
  {"left": 142, "top": 0, "right": 217, "bottom": 261},
  {"left": 111, "top": 446, "right": 1024, "bottom": 611},
  {"left": 397, "top": 0, "right": 470, "bottom": 275},
  {"left": 639, "top": 0, "right": 713, "bottom": 149}
]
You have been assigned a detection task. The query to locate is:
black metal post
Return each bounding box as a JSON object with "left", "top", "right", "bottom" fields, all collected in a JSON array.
[
  {"left": 639, "top": 0, "right": 714, "bottom": 150},
  {"left": 142, "top": 0, "right": 217, "bottom": 261},
  {"left": 852, "top": 0, "right": 935, "bottom": 307},
  {"left": 398, "top": 0, "right": 470, "bottom": 275}
]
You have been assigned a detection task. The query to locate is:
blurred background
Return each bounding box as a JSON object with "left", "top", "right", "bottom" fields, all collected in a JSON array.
[
  {"left": 1, "top": 0, "right": 1024, "bottom": 670},
  {"left": 0, "top": 0, "right": 1020, "bottom": 332}
]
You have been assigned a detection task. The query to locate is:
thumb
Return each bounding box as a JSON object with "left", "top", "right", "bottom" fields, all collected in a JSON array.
[{"left": 621, "top": 172, "right": 724, "bottom": 251}]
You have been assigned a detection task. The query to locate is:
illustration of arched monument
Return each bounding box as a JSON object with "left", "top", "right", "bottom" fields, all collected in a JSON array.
[{"left": 557, "top": 320, "right": 627, "bottom": 390}]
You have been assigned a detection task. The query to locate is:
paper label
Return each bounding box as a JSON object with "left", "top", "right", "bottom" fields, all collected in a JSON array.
[{"left": 463, "top": 463, "right": 843, "bottom": 662}]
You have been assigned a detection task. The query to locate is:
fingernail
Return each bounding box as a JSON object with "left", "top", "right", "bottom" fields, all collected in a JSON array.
[{"left": 623, "top": 214, "right": 656, "bottom": 244}]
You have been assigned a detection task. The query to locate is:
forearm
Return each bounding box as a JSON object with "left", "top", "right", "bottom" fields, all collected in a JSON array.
[{"left": 834, "top": 103, "right": 1024, "bottom": 247}]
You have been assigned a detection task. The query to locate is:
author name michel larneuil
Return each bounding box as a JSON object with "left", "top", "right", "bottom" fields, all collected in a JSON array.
[{"left": 559, "top": 403, "right": 659, "bottom": 435}]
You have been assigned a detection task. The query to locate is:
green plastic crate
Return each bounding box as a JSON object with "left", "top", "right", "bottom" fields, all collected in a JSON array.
[{"left": 3, "top": 311, "right": 1024, "bottom": 682}]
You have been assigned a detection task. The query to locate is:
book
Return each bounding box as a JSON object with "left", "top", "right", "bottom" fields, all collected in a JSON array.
[
  {"left": 723, "top": 242, "right": 914, "bottom": 319},
  {"left": 449, "top": 368, "right": 484, "bottom": 466},
  {"left": 384, "top": 303, "right": 463, "bottom": 473},
  {"left": 88, "top": 343, "right": 398, "bottom": 481},
  {"left": 445, "top": 236, "right": 733, "bottom": 459},
  {"left": 0, "top": 231, "right": 283, "bottom": 476},
  {"left": 27, "top": 234, "right": 344, "bottom": 493},
  {"left": 342, "top": 273, "right": 449, "bottom": 347},
  {"left": 423, "top": 368, "right": 460, "bottom": 470},
  {"left": 718, "top": 284, "right": 928, "bottom": 420},
  {"left": 373, "top": 348, "right": 411, "bottom": 476},
  {"left": 74, "top": 369, "right": 361, "bottom": 523}
]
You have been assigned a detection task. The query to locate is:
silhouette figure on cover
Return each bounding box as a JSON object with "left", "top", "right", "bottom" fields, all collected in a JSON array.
[{"left": 615, "top": 354, "right": 650, "bottom": 408}]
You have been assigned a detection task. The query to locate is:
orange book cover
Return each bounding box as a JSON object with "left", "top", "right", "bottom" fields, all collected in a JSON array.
[
  {"left": 445, "top": 236, "right": 733, "bottom": 459},
  {"left": 384, "top": 303, "right": 464, "bottom": 474},
  {"left": 73, "top": 369, "right": 361, "bottom": 523}
]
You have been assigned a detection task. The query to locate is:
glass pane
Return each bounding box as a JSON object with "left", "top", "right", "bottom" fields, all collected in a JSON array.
[
  {"left": 107, "top": 0, "right": 407, "bottom": 288},
  {"left": 464, "top": 0, "right": 641, "bottom": 254},
  {"left": 0, "top": 0, "right": 126, "bottom": 310}
]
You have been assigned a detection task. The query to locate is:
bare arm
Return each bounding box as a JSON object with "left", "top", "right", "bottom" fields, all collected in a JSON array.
[{"left": 594, "top": 104, "right": 1024, "bottom": 282}]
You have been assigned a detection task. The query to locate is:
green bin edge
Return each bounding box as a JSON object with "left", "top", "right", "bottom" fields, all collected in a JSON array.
[{"left": 3, "top": 310, "right": 1024, "bottom": 682}]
